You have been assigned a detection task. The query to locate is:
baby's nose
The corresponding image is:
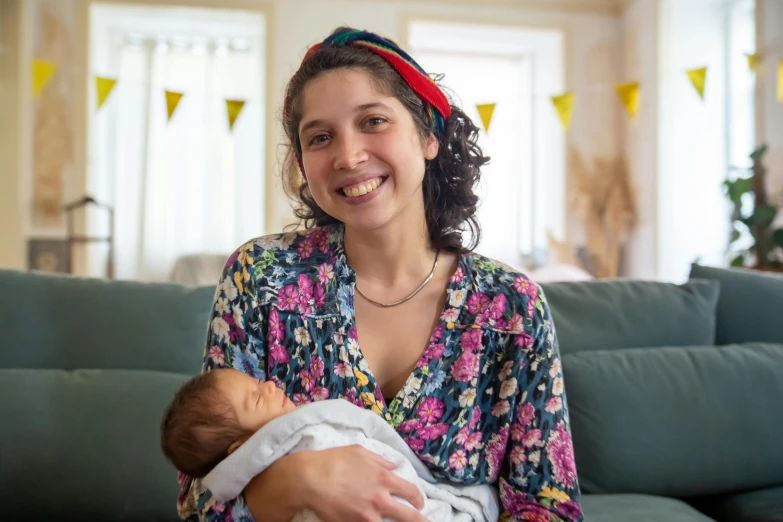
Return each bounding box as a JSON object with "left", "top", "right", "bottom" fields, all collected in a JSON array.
[{"left": 262, "top": 380, "right": 276, "bottom": 393}]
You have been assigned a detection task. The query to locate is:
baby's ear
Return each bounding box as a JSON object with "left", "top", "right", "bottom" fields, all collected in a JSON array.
[{"left": 227, "top": 439, "right": 243, "bottom": 455}]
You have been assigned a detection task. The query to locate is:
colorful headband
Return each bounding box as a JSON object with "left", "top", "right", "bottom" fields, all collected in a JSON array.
[{"left": 285, "top": 30, "right": 452, "bottom": 172}]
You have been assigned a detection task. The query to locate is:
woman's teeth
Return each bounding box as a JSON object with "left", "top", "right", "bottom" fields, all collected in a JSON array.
[{"left": 342, "top": 177, "right": 382, "bottom": 198}]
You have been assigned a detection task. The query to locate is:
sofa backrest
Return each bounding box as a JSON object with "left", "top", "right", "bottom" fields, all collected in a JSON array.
[
  {"left": 0, "top": 269, "right": 215, "bottom": 374},
  {"left": 540, "top": 279, "right": 720, "bottom": 355},
  {"left": 689, "top": 263, "right": 783, "bottom": 345}
]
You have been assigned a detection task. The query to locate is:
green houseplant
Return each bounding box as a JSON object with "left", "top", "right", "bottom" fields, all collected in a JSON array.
[{"left": 724, "top": 144, "right": 783, "bottom": 271}]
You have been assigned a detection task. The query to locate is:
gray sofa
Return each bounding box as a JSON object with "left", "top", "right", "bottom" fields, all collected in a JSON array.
[{"left": 0, "top": 263, "right": 781, "bottom": 521}]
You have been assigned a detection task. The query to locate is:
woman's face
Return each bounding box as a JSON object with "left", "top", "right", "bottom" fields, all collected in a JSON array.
[{"left": 298, "top": 68, "right": 438, "bottom": 232}]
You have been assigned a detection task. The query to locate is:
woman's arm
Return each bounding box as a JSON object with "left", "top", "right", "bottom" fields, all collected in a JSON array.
[
  {"left": 498, "top": 285, "right": 584, "bottom": 522},
  {"left": 178, "top": 241, "right": 277, "bottom": 521}
]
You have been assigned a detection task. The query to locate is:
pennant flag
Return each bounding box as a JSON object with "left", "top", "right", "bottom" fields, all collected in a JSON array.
[
  {"left": 615, "top": 81, "right": 640, "bottom": 120},
  {"left": 778, "top": 59, "right": 783, "bottom": 103},
  {"left": 745, "top": 53, "right": 758, "bottom": 72},
  {"left": 32, "top": 59, "right": 57, "bottom": 98},
  {"left": 95, "top": 77, "right": 117, "bottom": 110},
  {"left": 165, "top": 90, "right": 184, "bottom": 121},
  {"left": 225, "top": 99, "right": 246, "bottom": 131},
  {"left": 550, "top": 93, "right": 575, "bottom": 131},
  {"left": 686, "top": 67, "right": 707, "bottom": 100},
  {"left": 475, "top": 103, "right": 496, "bottom": 133}
]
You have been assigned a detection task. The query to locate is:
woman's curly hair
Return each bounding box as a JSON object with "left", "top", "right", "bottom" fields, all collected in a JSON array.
[{"left": 281, "top": 27, "right": 490, "bottom": 253}]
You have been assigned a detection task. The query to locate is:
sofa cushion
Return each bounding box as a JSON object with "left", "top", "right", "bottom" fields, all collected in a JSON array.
[
  {"left": 582, "top": 494, "right": 716, "bottom": 522},
  {"left": 0, "top": 368, "right": 188, "bottom": 521},
  {"left": 689, "top": 264, "right": 783, "bottom": 345},
  {"left": 0, "top": 269, "right": 215, "bottom": 373},
  {"left": 540, "top": 279, "right": 719, "bottom": 355},
  {"left": 563, "top": 343, "right": 783, "bottom": 497},
  {"left": 689, "top": 486, "right": 783, "bottom": 522}
]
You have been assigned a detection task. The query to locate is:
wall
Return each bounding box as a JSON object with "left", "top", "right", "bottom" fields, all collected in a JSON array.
[
  {"left": 0, "top": 0, "right": 622, "bottom": 273},
  {"left": 757, "top": 0, "right": 783, "bottom": 208},
  {"left": 620, "top": 0, "right": 659, "bottom": 279}
]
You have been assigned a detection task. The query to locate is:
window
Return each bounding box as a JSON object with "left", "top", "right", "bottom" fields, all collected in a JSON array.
[
  {"left": 408, "top": 21, "right": 565, "bottom": 271},
  {"left": 88, "top": 4, "right": 265, "bottom": 281}
]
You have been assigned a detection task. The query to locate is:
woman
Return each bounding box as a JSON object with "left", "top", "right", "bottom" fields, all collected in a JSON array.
[{"left": 178, "top": 27, "right": 583, "bottom": 522}]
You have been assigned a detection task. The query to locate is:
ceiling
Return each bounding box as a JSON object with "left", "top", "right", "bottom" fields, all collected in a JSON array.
[{"left": 397, "top": 0, "right": 636, "bottom": 16}]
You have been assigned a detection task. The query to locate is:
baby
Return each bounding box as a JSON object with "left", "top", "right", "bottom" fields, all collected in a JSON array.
[
  {"left": 161, "top": 368, "right": 497, "bottom": 522},
  {"left": 161, "top": 367, "right": 295, "bottom": 478}
]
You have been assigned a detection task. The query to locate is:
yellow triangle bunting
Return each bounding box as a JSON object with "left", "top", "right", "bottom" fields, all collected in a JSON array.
[
  {"left": 225, "top": 99, "right": 246, "bottom": 132},
  {"left": 615, "top": 81, "right": 640, "bottom": 120},
  {"left": 778, "top": 59, "right": 783, "bottom": 104},
  {"left": 550, "top": 93, "right": 575, "bottom": 132},
  {"left": 745, "top": 53, "right": 758, "bottom": 72},
  {"left": 475, "top": 103, "right": 496, "bottom": 133},
  {"left": 686, "top": 67, "right": 707, "bottom": 101},
  {"left": 32, "top": 59, "right": 57, "bottom": 98},
  {"left": 95, "top": 77, "right": 117, "bottom": 110},
  {"left": 165, "top": 90, "right": 185, "bottom": 122}
]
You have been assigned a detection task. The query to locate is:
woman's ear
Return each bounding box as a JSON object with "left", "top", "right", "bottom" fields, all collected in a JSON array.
[
  {"left": 424, "top": 133, "right": 439, "bottom": 161},
  {"left": 227, "top": 438, "right": 244, "bottom": 455}
]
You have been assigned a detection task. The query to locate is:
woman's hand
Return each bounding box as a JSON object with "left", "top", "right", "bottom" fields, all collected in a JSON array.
[{"left": 301, "top": 445, "right": 428, "bottom": 522}]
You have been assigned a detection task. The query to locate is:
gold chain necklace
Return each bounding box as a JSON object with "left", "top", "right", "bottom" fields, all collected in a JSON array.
[{"left": 354, "top": 250, "right": 440, "bottom": 308}]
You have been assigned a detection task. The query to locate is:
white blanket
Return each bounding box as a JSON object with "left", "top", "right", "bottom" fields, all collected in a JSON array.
[{"left": 203, "top": 399, "right": 498, "bottom": 522}]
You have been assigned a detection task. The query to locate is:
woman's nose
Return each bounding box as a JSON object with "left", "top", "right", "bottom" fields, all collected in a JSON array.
[{"left": 332, "top": 135, "right": 367, "bottom": 171}]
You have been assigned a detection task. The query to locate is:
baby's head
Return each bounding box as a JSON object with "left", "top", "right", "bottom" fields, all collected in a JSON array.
[{"left": 161, "top": 368, "right": 295, "bottom": 477}]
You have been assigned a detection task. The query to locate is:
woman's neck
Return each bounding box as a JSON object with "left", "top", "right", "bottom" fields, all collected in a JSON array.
[{"left": 343, "top": 216, "right": 436, "bottom": 289}]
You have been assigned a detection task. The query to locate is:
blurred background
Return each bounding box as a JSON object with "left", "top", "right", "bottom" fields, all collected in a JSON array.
[{"left": 0, "top": 0, "right": 781, "bottom": 285}]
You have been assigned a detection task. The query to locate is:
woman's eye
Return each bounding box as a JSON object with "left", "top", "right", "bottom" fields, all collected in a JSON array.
[
  {"left": 308, "top": 134, "right": 329, "bottom": 146},
  {"left": 366, "top": 117, "right": 387, "bottom": 127}
]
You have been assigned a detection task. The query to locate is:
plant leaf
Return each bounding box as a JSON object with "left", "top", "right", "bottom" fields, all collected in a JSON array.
[
  {"left": 730, "top": 254, "right": 745, "bottom": 267},
  {"left": 774, "top": 229, "right": 783, "bottom": 249},
  {"left": 751, "top": 205, "right": 777, "bottom": 226}
]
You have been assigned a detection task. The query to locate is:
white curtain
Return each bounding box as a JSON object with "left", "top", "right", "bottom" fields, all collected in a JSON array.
[{"left": 90, "top": 37, "right": 264, "bottom": 281}]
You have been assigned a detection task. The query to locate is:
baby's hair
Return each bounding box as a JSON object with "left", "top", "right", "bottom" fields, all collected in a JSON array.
[{"left": 160, "top": 369, "right": 246, "bottom": 478}]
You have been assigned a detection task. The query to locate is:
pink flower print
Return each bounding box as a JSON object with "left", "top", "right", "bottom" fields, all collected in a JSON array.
[
  {"left": 405, "top": 438, "right": 424, "bottom": 452},
  {"left": 334, "top": 362, "right": 352, "bottom": 378},
  {"left": 460, "top": 329, "right": 483, "bottom": 353},
  {"left": 547, "top": 423, "right": 578, "bottom": 488},
  {"left": 510, "top": 422, "right": 525, "bottom": 442},
  {"left": 450, "top": 266, "right": 465, "bottom": 284},
  {"left": 549, "top": 358, "right": 562, "bottom": 379},
  {"left": 546, "top": 397, "right": 563, "bottom": 414},
  {"left": 269, "top": 343, "right": 290, "bottom": 364},
  {"left": 314, "top": 284, "right": 326, "bottom": 308},
  {"left": 317, "top": 263, "right": 335, "bottom": 284},
  {"left": 299, "top": 369, "right": 315, "bottom": 392},
  {"left": 349, "top": 326, "right": 358, "bottom": 341},
  {"left": 268, "top": 309, "right": 285, "bottom": 342},
  {"left": 208, "top": 346, "right": 225, "bottom": 367},
  {"left": 513, "top": 276, "right": 535, "bottom": 296},
  {"left": 505, "top": 313, "right": 523, "bottom": 334},
  {"left": 310, "top": 356, "right": 324, "bottom": 380},
  {"left": 492, "top": 318, "right": 507, "bottom": 331},
  {"left": 419, "top": 423, "right": 449, "bottom": 440},
  {"left": 211, "top": 502, "right": 227, "bottom": 515},
  {"left": 465, "top": 431, "right": 483, "bottom": 451},
  {"left": 466, "top": 292, "right": 491, "bottom": 316},
  {"left": 517, "top": 402, "right": 536, "bottom": 426},
  {"left": 298, "top": 273, "right": 314, "bottom": 301},
  {"left": 278, "top": 285, "right": 300, "bottom": 311},
  {"left": 297, "top": 237, "right": 315, "bottom": 259},
  {"left": 449, "top": 450, "right": 468, "bottom": 471},
  {"left": 469, "top": 407, "right": 482, "bottom": 429},
  {"left": 501, "top": 481, "right": 554, "bottom": 521},
  {"left": 299, "top": 302, "right": 313, "bottom": 315},
  {"left": 399, "top": 419, "right": 422, "bottom": 434},
  {"left": 486, "top": 426, "right": 509, "bottom": 481},
  {"left": 509, "top": 445, "right": 527, "bottom": 467},
  {"left": 522, "top": 429, "right": 543, "bottom": 448},
  {"left": 292, "top": 393, "right": 310, "bottom": 406},
  {"left": 312, "top": 387, "right": 329, "bottom": 401},
  {"left": 452, "top": 352, "right": 479, "bottom": 382},
  {"left": 430, "top": 324, "right": 444, "bottom": 343},
  {"left": 455, "top": 427, "right": 469, "bottom": 445},
  {"left": 333, "top": 331, "right": 344, "bottom": 346},
  {"left": 417, "top": 398, "right": 445, "bottom": 423},
  {"left": 312, "top": 229, "right": 329, "bottom": 253},
  {"left": 557, "top": 501, "right": 583, "bottom": 520},
  {"left": 486, "top": 293, "right": 507, "bottom": 321},
  {"left": 421, "top": 344, "right": 445, "bottom": 365},
  {"left": 492, "top": 401, "right": 511, "bottom": 417},
  {"left": 515, "top": 332, "right": 534, "bottom": 350}
]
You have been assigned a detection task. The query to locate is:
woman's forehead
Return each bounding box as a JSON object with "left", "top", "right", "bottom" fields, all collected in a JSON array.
[{"left": 300, "top": 69, "right": 397, "bottom": 120}]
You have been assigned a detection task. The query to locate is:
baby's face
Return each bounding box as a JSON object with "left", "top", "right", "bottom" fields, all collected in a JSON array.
[{"left": 217, "top": 369, "right": 296, "bottom": 433}]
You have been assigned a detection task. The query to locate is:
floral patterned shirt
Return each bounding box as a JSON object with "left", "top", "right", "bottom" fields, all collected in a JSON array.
[{"left": 177, "top": 224, "right": 583, "bottom": 522}]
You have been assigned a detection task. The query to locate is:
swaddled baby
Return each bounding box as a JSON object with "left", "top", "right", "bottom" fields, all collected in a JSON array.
[{"left": 161, "top": 368, "right": 497, "bottom": 522}]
